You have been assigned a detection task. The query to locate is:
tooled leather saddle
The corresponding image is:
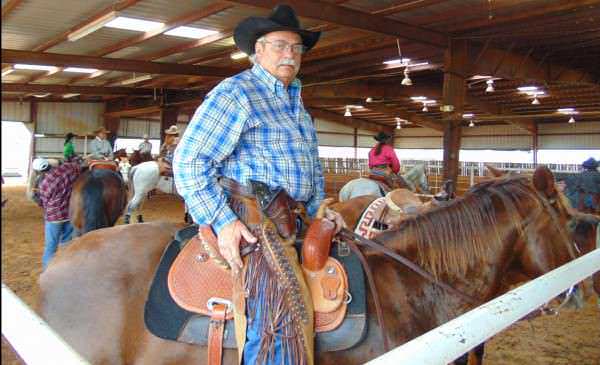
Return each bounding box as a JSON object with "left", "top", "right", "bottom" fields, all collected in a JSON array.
[{"left": 144, "top": 180, "right": 367, "bottom": 363}]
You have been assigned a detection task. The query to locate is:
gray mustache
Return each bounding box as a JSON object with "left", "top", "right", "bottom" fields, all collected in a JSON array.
[{"left": 278, "top": 58, "right": 297, "bottom": 67}]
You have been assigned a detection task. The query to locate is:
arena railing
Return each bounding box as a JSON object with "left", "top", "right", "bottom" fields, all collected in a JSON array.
[
  {"left": 1, "top": 283, "right": 90, "bottom": 365},
  {"left": 365, "top": 247, "right": 600, "bottom": 365}
]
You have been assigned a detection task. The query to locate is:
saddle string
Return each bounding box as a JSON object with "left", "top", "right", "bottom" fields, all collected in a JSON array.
[{"left": 336, "top": 228, "right": 479, "bottom": 305}]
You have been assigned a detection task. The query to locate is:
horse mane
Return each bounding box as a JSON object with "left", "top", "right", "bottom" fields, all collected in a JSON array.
[{"left": 380, "top": 176, "right": 546, "bottom": 278}]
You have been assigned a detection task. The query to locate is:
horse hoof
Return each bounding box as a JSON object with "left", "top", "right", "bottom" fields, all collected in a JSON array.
[{"left": 137, "top": 215, "right": 144, "bottom": 223}]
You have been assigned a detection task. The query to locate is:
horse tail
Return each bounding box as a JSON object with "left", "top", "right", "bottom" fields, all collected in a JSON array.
[
  {"left": 81, "top": 170, "right": 109, "bottom": 233},
  {"left": 128, "top": 165, "right": 137, "bottom": 201}
]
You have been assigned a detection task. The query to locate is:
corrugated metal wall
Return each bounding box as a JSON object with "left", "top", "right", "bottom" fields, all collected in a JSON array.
[
  {"left": 395, "top": 127, "right": 443, "bottom": 149},
  {"left": 539, "top": 121, "right": 600, "bottom": 149},
  {"left": 2, "top": 101, "right": 31, "bottom": 122},
  {"left": 118, "top": 119, "right": 189, "bottom": 138},
  {"left": 36, "top": 102, "right": 104, "bottom": 135}
]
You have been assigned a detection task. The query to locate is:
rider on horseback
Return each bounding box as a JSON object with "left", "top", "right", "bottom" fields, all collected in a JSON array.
[
  {"left": 88, "top": 127, "right": 114, "bottom": 161},
  {"left": 368, "top": 132, "right": 407, "bottom": 191},
  {"left": 158, "top": 125, "right": 179, "bottom": 176}
]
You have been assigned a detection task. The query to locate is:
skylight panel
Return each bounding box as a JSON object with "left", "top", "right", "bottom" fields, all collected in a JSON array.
[
  {"left": 164, "top": 26, "right": 218, "bottom": 39},
  {"left": 104, "top": 16, "right": 164, "bottom": 32}
]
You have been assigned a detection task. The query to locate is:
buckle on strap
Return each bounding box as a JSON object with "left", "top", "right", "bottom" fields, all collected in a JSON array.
[{"left": 207, "top": 297, "right": 232, "bottom": 314}]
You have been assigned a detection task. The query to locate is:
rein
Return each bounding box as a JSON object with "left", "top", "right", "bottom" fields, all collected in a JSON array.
[{"left": 336, "top": 228, "right": 479, "bottom": 305}]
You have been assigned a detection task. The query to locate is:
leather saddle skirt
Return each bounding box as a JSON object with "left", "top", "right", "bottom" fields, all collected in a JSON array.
[{"left": 88, "top": 160, "right": 118, "bottom": 172}]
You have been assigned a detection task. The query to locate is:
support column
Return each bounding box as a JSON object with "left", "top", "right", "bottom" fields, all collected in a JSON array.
[
  {"left": 29, "top": 101, "right": 38, "bottom": 174},
  {"left": 441, "top": 39, "right": 468, "bottom": 184},
  {"left": 103, "top": 115, "right": 120, "bottom": 149},
  {"left": 353, "top": 128, "right": 358, "bottom": 160},
  {"left": 160, "top": 106, "right": 179, "bottom": 145},
  {"left": 532, "top": 121, "right": 538, "bottom": 166}
]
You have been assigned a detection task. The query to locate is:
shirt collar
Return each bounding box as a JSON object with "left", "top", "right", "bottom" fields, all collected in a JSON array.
[
  {"left": 251, "top": 63, "right": 301, "bottom": 95},
  {"left": 95, "top": 136, "right": 102, "bottom": 141}
]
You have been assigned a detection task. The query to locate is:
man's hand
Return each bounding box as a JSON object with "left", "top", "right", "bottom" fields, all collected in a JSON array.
[
  {"left": 217, "top": 220, "right": 257, "bottom": 273},
  {"left": 324, "top": 208, "right": 346, "bottom": 234}
]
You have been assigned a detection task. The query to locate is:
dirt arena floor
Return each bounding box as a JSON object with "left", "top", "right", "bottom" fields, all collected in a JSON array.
[{"left": 2, "top": 185, "right": 599, "bottom": 365}]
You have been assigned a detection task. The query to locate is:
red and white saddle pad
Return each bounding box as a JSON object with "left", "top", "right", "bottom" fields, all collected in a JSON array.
[{"left": 354, "top": 197, "right": 387, "bottom": 239}]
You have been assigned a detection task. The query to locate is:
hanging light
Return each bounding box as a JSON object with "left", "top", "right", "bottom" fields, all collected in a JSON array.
[
  {"left": 568, "top": 116, "right": 575, "bottom": 124},
  {"left": 344, "top": 107, "right": 352, "bottom": 117},
  {"left": 401, "top": 68, "right": 412, "bottom": 86},
  {"left": 531, "top": 96, "right": 540, "bottom": 105},
  {"left": 365, "top": 97, "right": 373, "bottom": 103},
  {"left": 468, "top": 120, "right": 475, "bottom": 127},
  {"left": 422, "top": 103, "right": 428, "bottom": 112},
  {"left": 395, "top": 117, "right": 402, "bottom": 129},
  {"left": 485, "top": 79, "right": 495, "bottom": 93}
]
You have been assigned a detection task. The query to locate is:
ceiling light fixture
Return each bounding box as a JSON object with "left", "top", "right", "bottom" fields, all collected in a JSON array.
[
  {"left": 64, "top": 67, "right": 99, "bottom": 73},
  {"left": 366, "top": 97, "right": 373, "bottom": 103},
  {"left": 67, "top": 11, "right": 119, "bottom": 41},
  {"left": 462, "top": 113, "right": 474, "bottom": 119},
  {"left": 164, "top": 26, "right": 217, "bottom": 39},
  {"left": 32, "top": 93, "right": 51, "bottom": 98},
  {"left": 230, "top": 51, "right": 248, "bottom": 60},
  {"left": 557, "top": 107, "right": 578, "bottom": 115},
  {"left": 121, "top": 74, "right": 152, "bottom": 85},
  {"left": 568, "top": 116, "right": 576, "bottom": 124},
  {"left": 422, "top": 104, "right": 428, "bottom": 112},
  {"left": 401, "top": 68, "right": 412, "bottom": 86},
  {"left": 485, "top": 79, "right": 495, "bottom": 93},
  {"left": 14, "top": 64, "right": 58, "bottom": 72},
  {"left": 383, "top": 58, "right": 411, "bottom": 65},
  {"left": 104, "top": 16, "right": 164, "bottom": 32},
  {"left": 62, "top": 93, "right": 80, "bottom": 98},
  {"left": 517, "top": 86, "right": 539, "bottom": 93},
  {"left": 468, "top": 120, "right": 475, "bottom": 127},
  {"left": 344, "top": 107, "right": 352, "bottom": 117}
]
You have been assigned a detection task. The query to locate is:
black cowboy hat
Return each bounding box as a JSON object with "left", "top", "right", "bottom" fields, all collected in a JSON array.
[
  {"left": 233, "top": 4, "right": 321, "bottom": 55},
  {"left": 374, "top": 132, "right": 392, "bottom": 142}
]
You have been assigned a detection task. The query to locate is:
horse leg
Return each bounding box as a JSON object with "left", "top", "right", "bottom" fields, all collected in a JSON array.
[
  {"left": 137, "top": 215, "right": 144, "bottom": 223},
  {"left": 124, "top": 214, "right": 131, "bottom": 224}
]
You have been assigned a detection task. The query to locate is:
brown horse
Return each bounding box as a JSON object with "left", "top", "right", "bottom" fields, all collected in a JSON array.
[
  {"left": 68, "top": 168, "right": 128, "bottom": 235},
  {"left": 39, "top": 166, "right": 593, "bottom": 364}
]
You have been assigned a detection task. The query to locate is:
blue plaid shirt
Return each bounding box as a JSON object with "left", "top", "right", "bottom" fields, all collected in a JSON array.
[{"left": 173, "top": 63, "right": 324, "bottom": 234}]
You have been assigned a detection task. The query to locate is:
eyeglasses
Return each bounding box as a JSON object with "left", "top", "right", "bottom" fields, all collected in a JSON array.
[{"left": 260, "top": 40, "right": 306, "bottom": 54}]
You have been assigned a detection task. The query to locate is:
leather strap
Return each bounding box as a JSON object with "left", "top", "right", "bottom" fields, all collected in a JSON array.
[
  {"left": 207, "top": 303, "right": 228, "bottom": 365},
  {"left": 337, "top": 228, "right": 478, "bottom": 304},
  {"left": 346, "top": 240, "right": 390, "bottom": 352},
  {"left": 218, "top": 176, "right": 254, "bottom": 198}
]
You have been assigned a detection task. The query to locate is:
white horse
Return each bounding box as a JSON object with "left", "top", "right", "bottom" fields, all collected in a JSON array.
[
  {"left": 124, "top": 161, "right": 181, "bottom": 224},
  {"left": 339, "top": 164, "right": 431, "bottom": 202}
]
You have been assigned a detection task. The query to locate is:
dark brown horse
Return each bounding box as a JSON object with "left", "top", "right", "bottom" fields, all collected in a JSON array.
[
  {"left": 39, "top": 166, "right": 593, "bottom": 364},
  {"left": 69, "top": 168, "right": 128, "bottom": 235}
]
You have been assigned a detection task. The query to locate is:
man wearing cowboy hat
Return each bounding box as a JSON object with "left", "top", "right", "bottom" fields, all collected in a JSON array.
[
  {"left": 173, "top": 4, "right": 344, "bottom": 364},
  {"left": 158, "top": 125, "right": 179, "bottom": 169},
  {"left": 565, "top": 157, "right": 600, "bottom": 213},
  {"left": 138, "top": 133, "right": 153, "bottom": 155},
  {"left": 88, "top": 127, "right": 114, "bottom": 160}
]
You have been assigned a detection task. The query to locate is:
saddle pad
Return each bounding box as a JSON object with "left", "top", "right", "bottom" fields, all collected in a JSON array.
[
  {"left": 167, "top": 230, "right": 233, "bottom": 319},
  {"left": 355, "top": 197, "right": 387, "bottom": 239}
]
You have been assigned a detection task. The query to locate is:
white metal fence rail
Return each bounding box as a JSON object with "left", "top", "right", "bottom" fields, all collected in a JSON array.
[
  {"left": 366, "top": 248, "right": 600, "bottom": 365},
  {"left": 1, "top": 283, "right": 90, "bottom": 365}
]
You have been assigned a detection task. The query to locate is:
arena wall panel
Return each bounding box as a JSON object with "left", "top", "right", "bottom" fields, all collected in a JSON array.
[
  {"left": 36, "top": 103, "right": 104, "bottom": 136},
  {"left": 2, "top": 101, "right": 31, "bottom": 122}
]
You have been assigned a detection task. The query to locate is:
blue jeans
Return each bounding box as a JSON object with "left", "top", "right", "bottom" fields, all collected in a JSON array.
[
  {"left": 243, "top": 295, "right": 285, "bottom": 365},
  {"left": 43, "top": 220, "right": 74, "bottom": 269}
]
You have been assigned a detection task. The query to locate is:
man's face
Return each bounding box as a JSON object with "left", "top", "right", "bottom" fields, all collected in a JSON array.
[
  {"left": 99, "top": 132, "right": 107, "bottom": 140},
  {"left": 255, "top": 31, "right": 303, "bottom": 86}
]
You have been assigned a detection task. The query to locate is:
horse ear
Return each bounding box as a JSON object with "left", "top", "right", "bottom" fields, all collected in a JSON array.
[
  {"left": 485, "top": 163, "right": 505, "bottom": 177},
  {"left": 532, "top": 165, "right": 556, "bottom": 198}
]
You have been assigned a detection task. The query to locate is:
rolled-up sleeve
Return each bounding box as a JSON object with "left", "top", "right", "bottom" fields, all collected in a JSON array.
[{"left": 173, "top": 91, "right": 249, "bottom": 234}]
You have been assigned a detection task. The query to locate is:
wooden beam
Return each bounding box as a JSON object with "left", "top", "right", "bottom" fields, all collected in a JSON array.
[
  {"left": 1, "top": 49, "right": 239, "bottom": 77},
  {"left": 364, "top": 103, "right": 445, "bottom": 132},
  {"left": 1, "top": 0, "right": 23, "bottom": 20},
  {"left": 227, "top": 0, "right": 448, "bottom": 48},
  {"left": 307, "top": 107, "right": 393, "bottom": 133},
  {"left": 2, "top": 83, "right": 156, "bottom": 96},
  {"left": 442, "top": 39, "right": 468, "bottom": 184}
]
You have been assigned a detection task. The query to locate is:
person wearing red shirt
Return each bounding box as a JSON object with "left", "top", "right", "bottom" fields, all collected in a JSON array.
[{"left": 368, "top": 132, "right": 400, "bottom": 177}]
